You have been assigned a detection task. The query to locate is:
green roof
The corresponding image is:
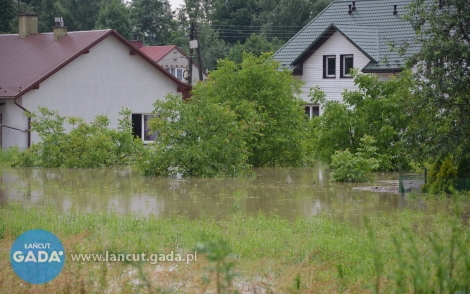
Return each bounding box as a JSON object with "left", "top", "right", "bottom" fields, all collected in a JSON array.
[{"left": 273, "top": 0, "right": 419, "bottom": 72}]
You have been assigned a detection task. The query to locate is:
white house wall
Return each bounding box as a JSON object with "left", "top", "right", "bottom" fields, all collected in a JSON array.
[
  {"left": 5, "top": 35, "right": 181, "bottom": 149},
  {"left": 157, "top": 49, "right": 206, "bottom": 84},
  {"left": 0, "top": 99, "right": 29, "bottom": 150},
  {"left": 301, "top": 31, "right": 376, "bottom": 114}
]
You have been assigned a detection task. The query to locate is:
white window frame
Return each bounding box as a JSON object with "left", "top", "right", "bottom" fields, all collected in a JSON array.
[
  {"left": 325, "top": 56, "right": 336, "bottom": 78},
  {"left": 342, "top": 55, "right": 354, "bottom": 77},
  {"left": 133, "top": 113, "right": 159, "bottom": 144},
  {"left": 304, "top": 104, "right": 320, "bottom": 119},
  {"left": 142, "top": 114, "right": 159, "bottom": 144},
  {"left": 166, "top": 67, "right": 184, "bottom": 81}
]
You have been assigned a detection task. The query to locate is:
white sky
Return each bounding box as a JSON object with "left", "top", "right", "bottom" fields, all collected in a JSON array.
[{"left": 168, "top": 0, "right": 185, "bottom": 10}]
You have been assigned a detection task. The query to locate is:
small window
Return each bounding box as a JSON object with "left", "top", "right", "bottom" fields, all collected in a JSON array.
[
  {"left": 132, "top": 113, "right": 159, "bottom": 143},
  {"left": 340, "top": 55, "right": 354, "bottom": 77},
  {"left": 323, "top": 56, "right": 336, "bottom": 78},
  {"left": 176, "top": 68, "right": 183, "bottom": 81},
  {"left": 165, "top": 67, "right": 184, "bottom": 81},
  {"left": 304, "top": 104, "right": 320, "bottom": 119}
]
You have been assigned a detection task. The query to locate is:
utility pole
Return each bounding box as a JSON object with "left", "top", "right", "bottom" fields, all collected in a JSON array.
[
  {"left": 187, "top": 22, "right": 195, "bottom": 85},
  {"left": 194, "top": 23, "right": 204, "bottom": 81}
]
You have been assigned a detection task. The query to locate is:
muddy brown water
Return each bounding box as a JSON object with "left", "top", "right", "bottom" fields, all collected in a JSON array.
[{"left": 0, "top": 165, "right": 452, "bottom": 224}]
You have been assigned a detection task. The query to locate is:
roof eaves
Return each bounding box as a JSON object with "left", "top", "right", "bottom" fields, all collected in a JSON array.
[
  {"left": 156, "top": 45, "right": 177, "bottom": 62},
  {"left": 13, "top": 30, "right": 192, "bottom": 100},
  {"left": 13, "top": 30, "right": 114, "bottom": 99},
  {"left": 333, "top": 24, "right": 378, "bottom": 63},
  {"left": 291, "top": 23, "right": 377, "bottom": 67},
  {"left": 272, "top": 1, "right": 336, "bottom": 59}
]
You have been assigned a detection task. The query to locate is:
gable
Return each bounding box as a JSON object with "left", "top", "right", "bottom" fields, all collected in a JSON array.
[
  {"left": 273, "top": 0, "right": 419, "bottom": 72},
  {"left": 302, "top": 31, "right": 371, "bottom": 80},
  {"left": 0, "top": 30, "right": 191, "bottom": 99},
  {"left": 292, "top": 24, "right": 378, "bottom": 68}
]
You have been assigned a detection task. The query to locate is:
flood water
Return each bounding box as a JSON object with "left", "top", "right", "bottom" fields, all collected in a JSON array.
[{"left": 0, "top": 165, "right": 449, "bottom": 224}]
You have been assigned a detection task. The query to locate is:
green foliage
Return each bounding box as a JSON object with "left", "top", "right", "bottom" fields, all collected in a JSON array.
[
  {"left": 198, "top": 53, "right": 307, "bottom": 167},
  {"left": 208, "top": 0, "right": 332, "bottom": 44},
  {"left": 457, "top": 157, "right": 470, "bottom": 178},
  {"left": 138, "top": 53, "right": 307, "bottom": 177},
  {"left": 196, "top": 238, "right": 236, "bottom": 293},
  {"left": 12, "top": 106, "right": 144, "bottom": 168},
  {"left": 137, "top": 93, "right": 252, "bottom": 177},
  {"left": 330, "top": 135, "right": 379, "bottom": 182},
  {"left": 0, "top": 0, "right": 16, "bottom": 33},
  {"left": 131, "top": 0, "right": 173, "bottom": 45},
  {"left": 423, "top": 157, "right": 460, "bottom": 194},
  {"left": 227, "top": 33, "right": 284, "bottom": 64},
  {"left": 390, "top": 202, "right": 470, "bottom": 293},
  {"left": 95, "top": 0, "right": 133, "bottom": 39},
  {"left": 3, "top": 198, "right": 469, "bottom": 292},
  {"left": 404, "top": 0, "right": 470, "bottom": 161},
  {"left": 311, "top": 71, "right": 411, "bottom": 171},
  {"left": 0, "top": 147, "right": 21, "bottom": 164}
]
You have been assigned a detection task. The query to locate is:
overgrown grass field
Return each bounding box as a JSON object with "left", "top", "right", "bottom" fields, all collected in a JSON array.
[{"left": 1, "top": 199, "right": 469, "bottom": 293}]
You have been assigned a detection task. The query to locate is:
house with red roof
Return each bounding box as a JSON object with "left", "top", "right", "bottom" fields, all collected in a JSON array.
[
  {"left": 138, "top": 45, "right": 208, "bottom": 84},
  {"left": 0, "top": 15, "right": 191, "bottom": 150}
]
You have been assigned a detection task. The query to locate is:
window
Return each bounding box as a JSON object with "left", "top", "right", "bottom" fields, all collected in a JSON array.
[
  {"left": 304, "top": 104, "right": 320, "bottom": 119},
  {"left": 132, "top": 113, "right": 159, "bottom": 143},
  {"left": 323, "top": 55, "right": 336, "bottom": 78},
  {"left": 165, "top": 67, "right": 184, "bottom": 81},
  {"left": 340, "top": 55, "right": 354, "bottom": 77}
]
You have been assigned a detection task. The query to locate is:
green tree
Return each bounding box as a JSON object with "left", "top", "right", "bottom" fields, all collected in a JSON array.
[
  {"left": 227, "top": 33, "right": 284, "bottom": 64},
  {"left": 404, "top": 0, "right": 470, "bottom": 161},
  {"left": 139, "top": 53, "right": 307, "bottom": 177},
  {"left": 131, "top": 0, "right": 173, "bottom": 45},
  {"left": 95, "top": 0, "right": 132, "bottom": 39},
  {"left": 310, "top": 70, "right": 411, "bottom": 171},
  {"left": 12, "top": 107, "right": 144, "bottom": 168},
  {"left": 62, "top": 0, "right": 102, "bottom": 31},
  {"left": 195, "top": 52, "right": 306, "bottom": 167},
  {"left": 330, "top": 135, "right": 380, "bottom": 182},
  {"left": 138, "top": 93, "right": 252, "bottom": 177},
  {"left": 0, "top": 0, "right": 16, "bottom": 33}
]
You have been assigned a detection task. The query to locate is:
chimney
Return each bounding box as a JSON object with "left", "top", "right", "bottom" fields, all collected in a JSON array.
[
  {"left": 348, "top": 4, "right": 352, "bottom": 14},
  {"left": 352, "top": 1, "right": 356, "bottom": 11},
  {"left": 129, "top": 33, "right": 143, "bottom": 49},
  {"left": 53, "top": 17, "right": 67, "bottom": 41},
  {"left": 18, "top": 14, "right": 38, "bottom": 38},
  {"left": 393, "top": 5, "right": 398, "bottom": 15}
]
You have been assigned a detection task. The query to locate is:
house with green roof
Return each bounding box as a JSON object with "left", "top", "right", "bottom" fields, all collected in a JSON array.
[{"left": 272, "top": 0, "right": 419, "bottom": 117}]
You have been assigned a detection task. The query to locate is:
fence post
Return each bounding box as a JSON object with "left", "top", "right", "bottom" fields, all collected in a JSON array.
[{"left": 424, "top": 167, "right": 427, "bottom": 184}]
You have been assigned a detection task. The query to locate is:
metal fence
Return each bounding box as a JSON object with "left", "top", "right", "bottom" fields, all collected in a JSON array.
[
  {"left": 399, "top": 170, "right": 470, "bottom": 194},
  {"left": 399, "top": 174, "right": 426, "bottom": 193}
]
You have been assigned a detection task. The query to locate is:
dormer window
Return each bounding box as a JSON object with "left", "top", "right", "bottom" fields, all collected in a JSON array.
[
  {"left": 341, "top": 55, "right": 354, "bottom": 77},
  {"left": 323, "top": 55, "right": 336, "bottom": 78},
  {"left": 166, "top": 67, "right": 184, "bottom": 81}
]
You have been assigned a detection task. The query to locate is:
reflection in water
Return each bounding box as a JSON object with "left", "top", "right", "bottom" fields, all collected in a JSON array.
[{"left": 0, "top": 165, "right": 431, "bottom": 224}]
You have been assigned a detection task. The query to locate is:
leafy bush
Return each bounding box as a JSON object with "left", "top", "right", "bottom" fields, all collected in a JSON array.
[
  {"left": 194, "top": 52, "right": 307, "bottom": 168},
  {"left": 330, "top": 135, "right": 379, "bottom": 182},
  {"left": 310, "top": 71, "right": 411, "bottom": 171},
  {"left": 367, "top": 201, "right": 470, "bottom": 293},
  {"left": 0, "top": 147, "right": 21, "bottom": 164},
  {"left": 422, "top": 157, "right": 459, "bottom": 194},
  {"left": 138, "top": 53, "right": 309, "bottom": 177},
  {"left": 137, "top": 94, "right": 252, "bottom": 177},
  {"left": 12, "top": 107, "right": 144, "bottom": 168}
]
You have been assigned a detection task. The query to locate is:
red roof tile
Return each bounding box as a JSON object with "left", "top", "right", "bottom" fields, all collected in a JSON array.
[
  {"left": 139, "top": 45, "right": 176, "bottom": 62},
  {"left": 0, "top": 31, "right": 191, "bottom": 99}
]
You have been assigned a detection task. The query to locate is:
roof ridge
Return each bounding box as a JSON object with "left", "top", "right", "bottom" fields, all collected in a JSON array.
[{"left": 273, "top": 1, "right": 336, "bottom": 63}]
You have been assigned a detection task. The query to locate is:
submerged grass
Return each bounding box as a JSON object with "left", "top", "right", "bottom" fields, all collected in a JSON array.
[{"left": 0, "top": 200, "right": 469, "bottom": 293}]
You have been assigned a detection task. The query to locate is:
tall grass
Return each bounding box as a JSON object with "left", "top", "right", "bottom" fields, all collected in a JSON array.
[{"left": 0, "top": 199, "right": 468, "bottom": 293}]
